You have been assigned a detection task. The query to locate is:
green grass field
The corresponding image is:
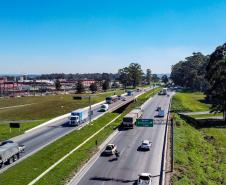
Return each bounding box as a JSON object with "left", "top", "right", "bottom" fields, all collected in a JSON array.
[
  {"left": 190, "top": 113, "right": 223, "bottom": 119},
  {"left": 172, "top": 114, "right": 226, "bottom": 185},
  {"left": 0, "top": 90, "right": 124, "bottom": 121},
  {"left": 0, "top": 119, "right": 48, "bottom": 141},
  {"left": 172, "top": 91, "right": 226, "bottom": 185},
  {"left": 0, "top": 87, "right": 160, "bottom": 185},
  {"left": 171, "top": 92, "right": 210, "bottom": 112}
]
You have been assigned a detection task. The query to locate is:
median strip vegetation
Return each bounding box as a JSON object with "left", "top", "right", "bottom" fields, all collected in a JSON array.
[
  {"left": 172, "top": 92, "right": 226, "bottom": 185},
  {"left": 0, "top": 87, "right": 161, "bottom": 185}
]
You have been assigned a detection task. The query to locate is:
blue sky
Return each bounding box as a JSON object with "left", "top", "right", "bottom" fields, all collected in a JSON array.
[{"left": 0, "top": 0, "right": 226, "bottom": 74}]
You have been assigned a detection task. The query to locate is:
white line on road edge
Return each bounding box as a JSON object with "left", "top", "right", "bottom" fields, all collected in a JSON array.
[
  {"left": 68, "top": 128, "right": 120, "bottom": 185},
  {"left": 28, "top": 114, "right": 122, "bottom": 185}
]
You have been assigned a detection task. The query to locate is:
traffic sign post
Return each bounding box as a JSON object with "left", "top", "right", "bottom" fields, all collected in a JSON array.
[{"left": 136, "top": 119, "right": 154, "bottom": 127}]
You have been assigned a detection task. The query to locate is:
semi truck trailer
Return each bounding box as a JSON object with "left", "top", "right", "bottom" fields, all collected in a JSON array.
[
  {"left": 122, "top": 108, "right": 143, "bottom": 128},
  {"left": 0, "top": 140, "right": 25, "bottom": 168}
]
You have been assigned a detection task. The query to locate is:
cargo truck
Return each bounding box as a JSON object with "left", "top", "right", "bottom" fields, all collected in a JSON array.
[
  {"left": 122, "top": 108, "right": 143, "bottom": 128},
  {"left": 69, "top": 108, "right": 89, "bottom": 126},
  {"left": 0, "top": 140, "right": 25, "bottom": 168},
  {"left": 127, "top": 90, "right": 134, "bottom": 96},
  {"left": 106, "top": 96, "right": 118, "bottom": 104}
]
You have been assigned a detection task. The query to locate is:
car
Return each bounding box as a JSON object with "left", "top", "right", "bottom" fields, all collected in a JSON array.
[
  {"left": 121, "top": 97, "right": 127, "bottom": 101},
  {"left": 137, "top": 173, "right": 152, "bottom": 185},
  {"left": 103, "top": 144, "right": 117, "bottom": 155},
  {"left": 117, "top": 95, "right": 122, "bottom": 100},
  {"left": 140, "top": 140, "right": 152, "bottom": 150},
  {"left": 99, "top": 104, "right": 109, "bottom": 112}
]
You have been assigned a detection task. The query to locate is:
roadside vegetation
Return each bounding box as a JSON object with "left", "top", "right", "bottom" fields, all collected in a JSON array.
[
  {"left": 171, "top": 92, "right": 210, "bottom": 112},
  {"left": 172, "top": 92, "right": 226, "bottom": 185},
  {"left": 0, "top": 87, "right": 161, "bottom": 185}
]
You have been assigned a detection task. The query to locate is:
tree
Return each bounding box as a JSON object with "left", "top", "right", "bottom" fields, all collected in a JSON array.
[
  {"left": 152, "top": 74, "right": 160, "bottom": 83},
  {"left": 146, "top": 69, "right": 152, "bottom": 85},
  {"left": 89, "top": 83, "right": 97, "bottom": 92},
  {"left": 55, "top": 79, "right": 61, "bottom": 91},
  {"left": 128, "top": 63, "right": 143, "bottom": 88},
  {"left": 102, "top": 80, "right": 110, "bottom": 91},
  {"left": 205, "top": 43, "right": 226, "bottom": 121},
  {"left": 76, "top": 81, "right": 85, "bottom": 93},
  {"left": 161, "top": 75, "right": 169, "bottom": 84},
  {"left": 170, "top": 52, "right": 209, "bottom": 91},
  {"left": 118, "top": 67, "right": 130, "bottom": 89}
]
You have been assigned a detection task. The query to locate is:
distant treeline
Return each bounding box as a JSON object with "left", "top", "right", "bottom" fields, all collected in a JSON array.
[
  {"left": 171, "top": 42, "right": 226, "bottom": 120},
  {"left": 37, "top": 73, "right": 118, "bottom": 81}
]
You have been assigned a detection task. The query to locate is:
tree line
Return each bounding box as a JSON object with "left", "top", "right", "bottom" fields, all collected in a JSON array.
[{"left": 170, "top": 42, "right": 226, "bottom": 121}]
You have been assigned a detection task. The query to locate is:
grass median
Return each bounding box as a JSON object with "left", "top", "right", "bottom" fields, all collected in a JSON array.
[{"left": 0, "top": 87, "right": 160, "bottom": 185}]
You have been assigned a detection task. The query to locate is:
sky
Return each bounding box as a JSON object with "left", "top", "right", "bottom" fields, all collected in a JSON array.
[{"left": 0, "top": 0, "right": 226, "bottom": 74}]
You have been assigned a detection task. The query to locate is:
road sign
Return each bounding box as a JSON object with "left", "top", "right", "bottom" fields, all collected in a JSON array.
[
  {"left": 10, "top": 122, "right": 20, "bottom": 128},
  {"left": 136, "top": 119, "right": 153, "bottom": 127}
]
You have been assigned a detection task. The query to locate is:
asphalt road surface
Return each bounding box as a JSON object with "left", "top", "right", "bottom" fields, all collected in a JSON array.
[
  {"left": 0, "top": 88, "right": 150, "bottom": 172},
  {"left": 71, "top": 92, "right": 172, "bottom": 185}
]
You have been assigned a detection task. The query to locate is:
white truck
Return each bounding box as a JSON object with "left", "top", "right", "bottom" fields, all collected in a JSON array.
[
  {"left": 69, "top": 108, "right": 89, "bottom": 126},
  {"left": 122, "top": 108, "right": 143, "bottom": 128},
  {"left": 162, "top": 88, "right": 167, "bottom": 95},
  {"left": 0, "top": 140, "right": 25, "bottom": 168}
]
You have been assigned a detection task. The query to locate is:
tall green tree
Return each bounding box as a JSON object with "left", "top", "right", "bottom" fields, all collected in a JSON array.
[
  {"left": 171, "top": 52, "right": 209, "bottom": 91},
  {"left": 55, "top": 79, "right": 61, "bottom": 91},
  {"left": 206, "top": 43, "right": 226, "bottom": 121},
  {"left": 128, "top": 63, "right": 143, "bottom": 88},
  {"left": 152, "top": 74, "right": 160, "bottom": 82},
  {"left": 118, "top": 67, "right": 130, "bottom": 89},
  {"left": 102, "top": 80, "right": 110, "bottom": 91},
  {"left": 161, "top": 75, "right": 169, "bottom": 84},
  {"left": 76, "top": 80, "right": 85, "bottom": 93},
  {"left": 89, "top": 83, "right": 97, "bottom": 92},
  {"left": 146, "top": 69, "right": 152, "bottom": 85}
]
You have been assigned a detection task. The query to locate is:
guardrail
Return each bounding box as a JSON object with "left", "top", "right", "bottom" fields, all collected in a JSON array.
[{"left": 159, "top": 97, "right": 172, "bottom": 185}]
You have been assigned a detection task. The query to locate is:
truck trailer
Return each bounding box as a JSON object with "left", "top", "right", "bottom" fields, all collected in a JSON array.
[
  {"left": 122, "top": 108, "right": 143, "bottom": 128},
  {"left": 0, "top": 140, "right": 25, "bottom": 168},
  {"left": 69, "top": 108, "right": 89, "bottom": 126}
]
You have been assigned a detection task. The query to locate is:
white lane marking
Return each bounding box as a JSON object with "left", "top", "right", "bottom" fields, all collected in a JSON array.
[{"left": 28, "top": 114, "right": 122, "bottom": 185}]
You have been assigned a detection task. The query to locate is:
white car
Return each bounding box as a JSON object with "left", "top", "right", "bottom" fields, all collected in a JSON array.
[
  {"left": 103, "top": 144, "right": 117, "bottom": 155},
  {"left": 140, "top": 140, "right": 152, "bottom": 150},
  {"left": 99, "top": 104, "right": 109, "bottom": 112},
  {"left": 137, "top": 173, "right": 152, "bottom": 185}
]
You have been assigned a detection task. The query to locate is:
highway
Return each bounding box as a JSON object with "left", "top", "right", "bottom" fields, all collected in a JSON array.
[
  {"left": 70, "top": 92, "right": 172, "bottom": 185},
  {"left": 0, "top": 88, "right": 150, "bottom": 172}
]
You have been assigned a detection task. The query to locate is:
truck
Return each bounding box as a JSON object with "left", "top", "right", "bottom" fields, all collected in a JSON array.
[
  {"left": 106, "top": 96, "right": 118, "bottom": 104},
  {"left": 162, "top": 88, "right": 168, "bottom": 95},
  {"left": 0, "top": 140, "right": 25, "bottom": 168},
  {"left": 127, "top": 90, "right": 134, "bottom": 96},
  {"left": 122, "top": 108, "right": 143, "bottom": 128},
  {"left": 69, "top": 108, "right": 89, "bottom": 126},
  {"left": 158, "top": 109, "right": 165, "bottom": 117}
]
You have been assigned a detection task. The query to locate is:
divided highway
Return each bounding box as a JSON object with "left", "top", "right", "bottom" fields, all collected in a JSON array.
[
  {"left": 0, "top": 88, "right": 150, "bottom": 173},
  {"left": 69, "top": 92, "right": 172, "bottom": 185}
]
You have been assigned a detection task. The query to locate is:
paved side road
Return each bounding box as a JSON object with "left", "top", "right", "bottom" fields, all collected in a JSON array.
[{"left": 69, "top": 92, "right": 172, "bottom": 185}]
